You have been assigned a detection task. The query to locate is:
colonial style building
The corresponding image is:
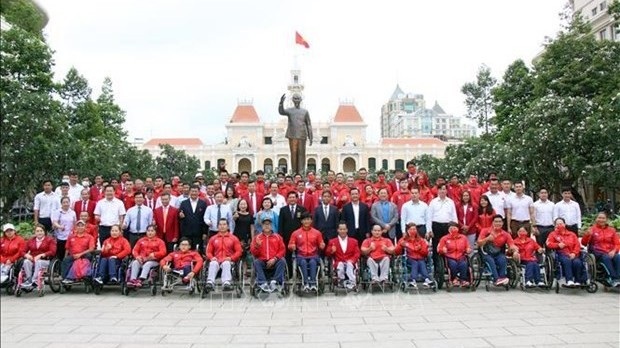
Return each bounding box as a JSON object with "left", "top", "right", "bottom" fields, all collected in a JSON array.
[{"left": 571, "top": 0, "right": 619, "bottom": 41}]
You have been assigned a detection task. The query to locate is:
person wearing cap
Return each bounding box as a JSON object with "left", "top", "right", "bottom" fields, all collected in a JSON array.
[
  {"left": 288, "top": 212, "right": 325, "bottom": 292},
  {"left": 1, "top": 223, "right": 26, "bottom": 284},
  {"left": 325, "top": 222, "right": 360, "bottom": 290},
  {"left": 251, "top": 216, "right": 287, "bottom": 292},
  {"left": 61, "top": 219, "right": 96, "bottom": 284},
  {"left": 20, "top": 224, "right": 56, "bottom": 289},
  {"left": 438, "top": 222, "right": 472, "bottom": 287},
  {"left": 361, "top": 224, "right": 395, "bottom": 285},
  {"left": 205, "top": 219, "right": 243, "bottom": 291}
]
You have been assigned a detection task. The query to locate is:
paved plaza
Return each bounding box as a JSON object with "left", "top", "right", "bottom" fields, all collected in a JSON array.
[{"left": 1, "top": 288, "right": 619, "bottom": 348}]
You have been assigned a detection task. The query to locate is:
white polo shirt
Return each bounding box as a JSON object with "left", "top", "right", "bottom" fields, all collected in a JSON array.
[
  {"left": 533, "top": 199, "right": 555, "bottom": 226},
  {"left": 553, "top": 200, "right": 582, "bottom": 228},
  {"left": 94, "top": 197, "right": 126, "bottom": 226},
  {"left": 507, "top": 194, "right": 533, "bottom": 221},
  {"left": 484, "top": 191, "right": 507, "bottom": 218}
]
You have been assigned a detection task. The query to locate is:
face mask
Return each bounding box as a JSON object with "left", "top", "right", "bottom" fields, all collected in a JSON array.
[
  {"left": 82, "top": 181, "right": 89, "bottom": 187},
  {"left": 408, "top": 230, "right": 417, "bottom": 238},
  {"left": 557, "top": 224, "right": 566, "bottom": 232},
  {"left": 379, "top": 176, "right": 385, "bottom": 182},
  {"left": 308, "top": 175, "right": 315, "bottom": 181},
  {"left": 471, "top": 178, "right": 478, "bottom": 184},
  {"left": 517, "top": 231, "right": 528, "bottom": 238},
  {"left": 449, "top": 228, "right": 459, "bottom": 236}
]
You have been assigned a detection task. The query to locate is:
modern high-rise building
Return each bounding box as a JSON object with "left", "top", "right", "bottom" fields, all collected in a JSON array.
[
  {"left": 380, "top": 85, "right": 476, "bottom": 139},
  {"left": 572, "top": 0, "right": 619, "bottom": 41}
]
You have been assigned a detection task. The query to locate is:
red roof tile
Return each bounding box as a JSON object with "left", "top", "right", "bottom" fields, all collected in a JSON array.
[
  {"left": 381, "top": 138, "right": 445, "bottom": 146},
  {"left": 144, "top": 138, "right": 203, "bottom": 146},
  {"left": 333, "top": 105, "right": 364, "bottom": 123},
  {"left": 230, "top": 105, "right": 260, "bottom": 123}
]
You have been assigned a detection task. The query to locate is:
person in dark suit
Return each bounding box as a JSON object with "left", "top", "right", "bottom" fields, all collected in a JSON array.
[
  {"left": 178, "top": 185, "right": 207, "bottom": 251},
  {"left": 74, "top": 188, "right": 96, "bottom": 225},
  {"left": 313, "top": 190, "right": 339, "bottom": 241},
  {"left": 278, "top": 191, "right": 307, "bottom": 270},
  {"left": 342, "top": 187, "right": 371, "bottom": 245},
  {"left": 218, "top": 170, "right": 235, "bottom": 196}
]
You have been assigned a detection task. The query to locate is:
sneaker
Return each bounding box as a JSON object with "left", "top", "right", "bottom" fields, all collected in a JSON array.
[
  {"left": 566, "top": 280, "right": 575, "bottom": 287},
  {"left": 613, "top": 281, "right": 620, "bottom": 288},
  {"left": 269, "top": 280, "right": 277, "bottom": 292},
  {"left": 222, "top": 282, "right": 232, "bottom": 291},
  {"left": 310, "top": 285, "right": 318, "bottom": 292},
  {"left": 206, "top": 281, "right": 215, "bottom": 290},
  {"left": 574, "top": 282, "right": 581, "bottom": 286},
  {"left": 346, "top": 282, "right": 355, "bottom": 290},
  {"left": 461, "top": 281, "right": 470, "bottom": 287},
  {"left": 20, "top": 281, "right": 33, "bottom": 289},
  {"left": 452, "top": 278, "right": 460, "bottom": 286},
  {"left": 185, "top": 284, "right": 194, "bottom": 291},
  {"left": 61, "top": 279, "right": 74, "bottom": 285},
  {"left": 537, "top": 281, "right": 546, "bottom": 287},
  {"left": 0, "top": 275, "right": 8, "bottom": 284},
  {"left": 525, "top": 281, "right": 533, "bottom": 288},
  {"left": 94, "top": 277, "right": 103, "bottom": 285},
  {"left": 303, "top": 284, "right": 310, "bottom": 292},
  {"left": 423, "top": 278, "right": 432, "bottom": 287},
  {"left": 182, "top": 276, "right": 190, "bottom": 284},
  {"left": 498, "top": 278, "right": 509, "bottom": 285},
  {"left": 134, "top": 280, "right": 142, "bottom": 288},
  {"left": 259, "top": 283, "right": 271, "bottom": 292},
  {"left": 408, "top": 281, "right": 417, "bottom": 288},
  {"left": 109, "top": 277, "right": 118, "bottom": 283},
  {"left": 173, "top": 269, "right": 184, "bottom": 276}
]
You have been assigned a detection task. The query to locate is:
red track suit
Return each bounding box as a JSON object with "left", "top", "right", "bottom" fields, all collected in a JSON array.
[
  {"left": 418, "top": 186, "right": 434, "bottom": 204},
  {"left": 514, "top": 236, "right": 543, "bottom": 283},
  {"left": 373, "top": 181, "right": 392, "bottom": 197},
  {"left": 206, "top": 232, "right": 242, "bottom": 284},
  {"left": 63, "top": 233, "right": 95, "bottom": 280},
  {"left": 160, "top": 249, "right": 203, "bottom": 277},
  {"left": 96, "top": 236, "right": 131, "bottom": 280},
  {"left": 250, "top": 232, "right": 287, "bottom": 285},
  {"left": 391, "top": 191, "right": 412, "bottom": 217},
  {"left": 289, "top": 227, "right": 324, "bottom": 286},
  {"left": 438, "top": 232, "right": 470, "bottom": 281},
  {"left": 395, "top": 235, "right": 430, "bottom": 282},
  {"left": 462, "top": 183, "right": 484, "bottom": 207},
  {"left": 447, "top": 184, "right": 463, "bottom": 202},
  {"left": 129, "top": 236, "right": 167, "bottom": 281},
  {"left": 581, "top": 224, "right": 620, "bottom": 281},
  {"left": 478, "top": 228, "right": 515, "bottom": 281},
  {"left": 476, "top": 210, "right": 496, "bottom": 232},
  {"left": 0, "top": 235, "right": 26, "bottom": 264},
  {"left": 361, "top": 236, "right": 393, "bottom": 282},
  {"left": 546, "top": 227, "right": 584, "bottom": 283}
]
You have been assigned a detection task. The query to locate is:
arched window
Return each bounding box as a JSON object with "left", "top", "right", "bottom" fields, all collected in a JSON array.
[
  {"left": 264, "top": 158, "right": 273, "bottom": 173},
  {"left": 368, "top": 157, "right": 376, "bottom": 171},
  {"left": 204, "top": 160, "right": 211, "bottom": 170},
  {"left": 278, "top": 158, "right": 288, "bottom": 174},
  {"left": 343, "top": 157, "right": 356, "bottom": 173},
  {"left": 321, "top": 158, "right": 331, "bottom": 173},
  {"left": 307, "top": 158, "right": 317, "bottom": 172},
  {"left": 395, "top": 159, "right": 404, "bottom": 170},
  {"left": 217, "top": 158, "right": 226, "bottom": 171},
  {"left": 238, "top": 158, "right": 252, "bottom": 173},
  {"left": 382, "top": 159, "right": 388, "bottom": 170}
]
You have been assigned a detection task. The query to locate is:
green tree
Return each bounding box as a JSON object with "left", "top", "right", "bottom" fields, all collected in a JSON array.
[
  {"left": 0, "top": 0, "right": 46, "bottom": 37},
  {"left": 154, "top": 144, "right": 200, "bottom": 183},
  {"left": 461, "top": 64, "right": 497, "bottom": 134}
]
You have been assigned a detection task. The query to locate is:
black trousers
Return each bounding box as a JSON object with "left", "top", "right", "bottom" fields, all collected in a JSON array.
[
  {"left": 128, "top": 233, "right": 146, "bottom": 250},
  {"left": 536, "top": 225, "right": 554, "bottom": 247},
  {"left": 567, "top": 224, "right": 579, "bottom": 236},
  {"left": 416, "top": 225, "right": 427, "bottom": 238},
  {"left": 38, "top": 218, "right": 52, "bottom": 233},
  {"left": 56, "top": 240, "right": 67, "bottom": 260},
  {"left": 431, "top": 222, "right": 450, "bottom": 267},
  {"left": 98, "top": 226, "right": 112, "bottom": 247}
]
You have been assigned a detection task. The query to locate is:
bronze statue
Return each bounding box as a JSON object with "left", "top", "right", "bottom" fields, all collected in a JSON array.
[{"left": 278, "top": 93, "right": 313, "bottom": 174}]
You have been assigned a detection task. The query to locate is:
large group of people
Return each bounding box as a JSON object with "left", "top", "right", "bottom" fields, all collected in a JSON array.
[{"left": 1, "top": 163, "right": 619, "bottom": 294}]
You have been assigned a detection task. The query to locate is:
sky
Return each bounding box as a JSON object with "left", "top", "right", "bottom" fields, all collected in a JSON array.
[{"left": 39, "top": 0, "right": 566, "bottom": 144}]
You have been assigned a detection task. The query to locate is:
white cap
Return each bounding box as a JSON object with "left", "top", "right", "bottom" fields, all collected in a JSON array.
[
  {"left": 195, "top": 172, "right": 204, "bottom": 178},
  {"left": 2, "top": 223, "right": 16, "bottom": 232}
]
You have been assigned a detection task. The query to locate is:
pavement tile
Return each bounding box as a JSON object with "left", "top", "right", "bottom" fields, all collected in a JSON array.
[
  {"left": 413, "top": 337, "right": 492, "bottom": 348},
  {"left": 485, "top": 334, "right": 565, "bottom": 347}
]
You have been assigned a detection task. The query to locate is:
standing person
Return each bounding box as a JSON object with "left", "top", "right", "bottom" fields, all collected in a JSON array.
[
  {"left": 355, "top": 168, "right": 371, "bottom": 193},
  {"left": 370, "top": 188, "right": 399, "bottom": 240},
  {"left": 462, "top": 174, "right": 484, "bottom": 207},
  {"left": 233, "top": 199, "right": 254, "bottom": 250},
  {"left": 121, "top": 180, "right": 136, "bottom": 210},
  {"left": 456, "top": 191, "right": 478, "bottom": 249},
  {"left": 94, "top": 185, "right": 126, "bottom": 247},
  {"left": 34, "top": 180, "right": 60, "bottom": 233},
  {"left": 400, "top": 188, "right": 430, "bottom": 239},
  {"left": 0, "top": 224, "right": 26, "bottom": 284},
  {"left": 155, "top": 183, "right": 179, "bottom": 209},
  {"left": 205, "top": 219, "right": 242, "bottom": 291},
  {"left": 204, "top": 192, "right": 234, "bottom": 239},
  {"left": 224, "top": 186, "right": 238, "bottom": 214},
  {"left": 342, "top": 188, "right": 371, "bottom": 245},
  {"left": 153, "top": 192, "right": 179, "bottom": 252},
  {"left": 506, "top": 182, "right": 534, "bottom": 237},
  {"left": 240, "top": 181, "right": 264, "bottom": 218},
  {"left": 553, "top": 187, "right": 582, "bottom": 236},
  {"left": 296, "top": 180, "right": 315, "bottom": 213},
  {"left": 532, "top": 188, "right": 555, "bottom": 247},
  {"left": 144, "top": 187, "right": 156, "bottom": 210},
  {"left": 477, "top": 195, "right": 496, "bottom": 233},
  {"left": 123, "top": 192, "right": 153, "bottom": 249},
  {"left": 288, "top": 212, "right": 325, "bottom": 292},
  {"left": 178, "top": 185, "right": 208, "bottom": 250},
  {"left": 426, "top": 184, "right": 458, "bottom": 269},
  {"left": 416, "top": 173, "right": 434, "bottom": 204},
  {"left": 391, "top": 178, "right": 412, "bottom": 239},
  {"left": 90, "top": 175, "right": 104, "bottom": 202},
  {"left": 73, "top": 189, "right": 96, "bottom": 225},
  {"left": 55, "top": 170, "right": 83, "bottom": 204},
  {"left": 388, "top": 169, "right": 404, "bottom": 195},
  {"left": 484, "top": 179, "right": 507, "bottom": 219},
  {"left": 279, "top": 191, "right": 307, "bottom": 270},
  {"left": 581, "top": 212, "right": 620, "bottom": 287},
  {"left": 266, "top": 182, "right": 286, "bottom": 215},
  {"left": 251, "top": 216, "right": 287, "bottom": 292},
  {"left": 254, "top": 170, "right": 267, "bottom": 197},
  {"left": 52, "top": 197, "right": 77, "bottom": 260},
  {"left": 313, "top": 190, "right": 339, "bottom": 241},
  {"left": 447, "top": 175, "right": 463, "bottom": 202},
  {"left": 373, "top": 171, "right": 392, "bottom": 197},
  {"left": 501, "top": 179, "right": 516, "bottom": 200},
  {"left": 362, "top": 184, "right": 378, "bottom": 207},
  {"left": 325, "top": 222, "right": 361, "bottom": 290},
  {"left": 254, "top": 197, "right": 279, "bottom": 234},
  {"left": 20, "top": 224, "right": 56, "bottom": 289}
]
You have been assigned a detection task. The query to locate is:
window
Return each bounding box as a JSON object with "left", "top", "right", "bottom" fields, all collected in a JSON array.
[
  {"left": 321, "top": 136, "right": 328, "bottom": 144},
  {"left": 600, "top": 2, "right": 606, "bottom": 11},
  {"left": 368, "top": 157, "right": 376, "bottom": 171},
  {"left": 382, "top": 159, "right": 388, "bottom": 170},
  {"left": 264, "top": 158, "right": 273, "bottom": 173},
  {"left": 307, "top": 158, "right": 316, "bottom": 172},
  {"left": 592, "top": 7, "right": 597, "bottom": 16},
  {"left": 278, "top": 159, "right": 288, "bottom": 174},
  {"left": 264, "top": 137, "right": 272, "bottom": 145},
  {"left": 217, "top": 158, "right": 226, "bottom": 171},
  {"left": 321, "top": 158, "right": 331, "bottom": 172},
  {"left": 395, "top": 159, "right": 404, "bottom": 170},
  {"left": 600, "top": 29, "right": 607, "bottom": 40},
  {"left": 204, "top": 160, "right": 211, "bottom": 170}
]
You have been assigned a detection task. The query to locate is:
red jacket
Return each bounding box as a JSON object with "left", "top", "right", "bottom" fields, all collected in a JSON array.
[
  {"left": 297, "top": 191, "right": 315, "bottom": 214},
  {"left": 335, "top": 186, "right": 352, "bottom": 210},
  {"left": 73, "top": 199, "right": 96, "bottom": 224},
  {"left": 514, "top": 237, "right": 542, "bottom": 262},
  {"left": 235, "top": 183, "right": 249, "bottom": 198},
  {"left": 279, "top": 184, "right": 296, "bottom": 198},
  {"left": 355, "top": 180, "right": 371, "bottom": 194},
  {"left": 153, "top": 205, "right": 179, "bottom": 243},
  {"left": 418, "top": 186, "right": 434, "bottom": 204},
  {"left": 123, "top": 192, "right": 136, "bottom": 210},
  {"left": 325, "top": 237, "right": 360, "bottom": 265},
  {"left": 250, "top": 232, "right": 286, "bottom": 261},
  {"left": 438, "top": 233, "right": 470, "bottom": 261},
  {"left": 288, "top": 227, "right": 324, "bottom": 258},
  {"left": 394, "top": 236, "right": 429, "bottom": 260},
  {"left": 546, "top": 229, "right": 580, "bottom": 256},
  {"left": 478, "top": 228, "right": 516, "bottom": 250},
  {"left": 456, "top": 202, "right": 478, "bottom": 235},
  {"left": 255, "top": 180, "right": 267, "bottom": 197},
  {"left": 391, "top": 191, "right": 412, "bottom": 215},
  {"left": 71, "top": 223, "right": 98, "bottom": 242},
  {"left": 25, "top": 236, "right": 56, "bottom": 259},
  {"left": 206, "top": 232, "right": 242, "bottom": 262},
  {"left": 101, "top": 236, "right": 131, "bottom": 259},
  {"left": 373, "top": 181, "right": 392, "bottom": 197},
  {"left": 476, "top": 210, "right": 496, "bottom": 231},
  {"left": 160, "top": 250, "right": 203, "bottom": 274},
  {"left": 132, "top": 236, "right": 167, "bottom": 260},
  {"left": 361, "top": 236, "right": 394, "bottom": 260},
  {"left": 387, "top": 179, "right": 399, "bottom": 197},
  {"left": 90, "top": 185, "right": 104, "bottom": 202},
  {"left": 0, "top": 235, "right": 26, "bottom": 263},
  {"left": 65, "top": 233, "right": 95, "bottom": 256},
  {"left": 447, "top": 184, "right": 463, "bottom": 202},
  {"left": 581, "top": 225, "right": 620, "bottom": 254},
  {"left": 463, "top": 184, "right": 484, "bottom": 207},
  {"left": 240, "top": 192, "right": 264, "bottom": 217}
]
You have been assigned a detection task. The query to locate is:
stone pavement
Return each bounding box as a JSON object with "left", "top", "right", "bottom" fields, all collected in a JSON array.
[{"left": 1, "top": 288, "right": 618, "bottom": 348}]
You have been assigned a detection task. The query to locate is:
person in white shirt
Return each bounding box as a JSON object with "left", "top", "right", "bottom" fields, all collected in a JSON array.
[
  {"left": 266, "top": 182, "right": 286, "bottom": 215},
  {"left": 155, "top": 183, "right": 179, "bottom": 209},
  {"left": 483, "top": 179, "right": 507, "bottom": 219},
  {"left": 204, "top": 192, "right": 235, "bottom": 237},
  {"left": 553, "top": 187, "right": 582, "bottom": 236},
  {"left": 55, "top": 171, "right": 83, "bottom": 204},
  {"left": 400, "top": 188, "right": 430, "bottom": 238},
  {"left": 426, "top": 184, "right": 458, "bottom": 268},
  {"left": 532, "top": 188, "right": 555, "bottom": 246},
  {"left": 501, "top": 180, "right": 516, "bottom": 200},
  {"left": 34, "top": 180, "right": 60, "bottom": 232},
  {"left": 506, "top": 182, "right": 534, "bottom": 237},
  {"left": 94, "top": 185, "right": 127, "bottom": 245}
]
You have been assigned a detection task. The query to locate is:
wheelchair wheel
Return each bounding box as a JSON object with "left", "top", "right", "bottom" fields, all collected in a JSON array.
[
  {"left": 434, "top": 258, "right": 444, "bottom": 290},
  {"left": 507, "top": 259, "right": 519, "bottom": 289},
  {"left": 47, "top": 259, "right": 61, "bottom": 293},
  {"left": 470, "top": 253, "right": 482, "bottom": 288},
  {"left": 14, "top": 287, "right": 21, "bottom": 297},
  {"left": 93, "top": 282, "right": 102, "bottom": 295},
  {"left": 121, "top": 281, "right": 129, "bottom": 296}
]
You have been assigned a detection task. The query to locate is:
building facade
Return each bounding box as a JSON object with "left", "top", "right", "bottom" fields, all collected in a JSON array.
[{"left": 572, "top": 0, "right": 619, "bottom": 41}]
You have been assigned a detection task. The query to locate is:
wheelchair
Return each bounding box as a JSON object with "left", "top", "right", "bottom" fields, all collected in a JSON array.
[
  {"left": 249, "top": 259, "right": 290, "bottom": 298},
  {"left": 0, "top": 259, "right": 23, "bottom": 295},
  {"left": 92, "top": 255, "right": 130, "bottom": 295},
  {"left": 593, "top": 255, "right": 620, "bottom": 292},
  {"left": 549, "top": 247, "right": 598, "bottom": 294},
  {"left": 15, "top": 257, "right": 61, "bottom": 297},
  {"left": 200, "top": 259, "right": 243, "bottom": 298},
  {"left": 326, "top": 256, "right": 360, "bottom": 295},
  {"left": 359, "top": 255, "right": 397, "bottom": 293},
  {"left": 514, "top": 252, "right": 553, "bottom": 291},
  {"left": 121, "top": 256, "right": 160, "bottom": 296},
  {"left": 471, "top": 246, "right": 518, "bottom": 292},
  {"left": 59, "top": 252, "right": 98, "bottom": 294},
  {"left": 440, "top": 254, "right": 476, "bottom": 292},
  {"left": 394, "top": 243, "right": 437, "bottom": 293},
  {"left": 290, "top": 252, "right": 326, "bottom": 296}
]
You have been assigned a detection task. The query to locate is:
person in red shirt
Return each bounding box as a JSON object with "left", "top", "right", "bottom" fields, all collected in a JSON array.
[
  {"left": 279, "top": 176, "right": 296, "bottom": 197},
  {"left": 20, "top": 224, "right": 56, "bottom": 289},
  {"left": 456, "top": 191, "right": 479, "bottom": 249},
  {"left": 74, "top": 189, "right": 96, "bottom": 224},
  {"left": 362, "top": 184, "right": 378, "bottom": 207},
  {"left": 429, "top": 175, "right": 445, "bottom": 198},
  {"left": 391, "top": 178, "right": 412, "bottom": 213},
  {"left": 361, "top": 224, "right": 395, "bottom": 284},
  {"left": 90, "top": 175, "right": 105, "bottom": 201},
  {"left": 394, "top": 224, "right": 432, "bottom": 288},
  {"left": 447, "top": 175, "right": 463, "bottom": 202},
  {"left": 76, "top": 211, "right": 99, "bottom": 243},
  {"left": 330, "top": 173, "right": 347, "bottom": 204},
  {"left": 128, "top": 224, "right": 167, "bottom": 287},
  {"left": 417, "top": 173, "right": 434, "bottom": 204},
  {"left": 482, "top": 172, "right": 498, "bottom": 193},
  {"left": 389, "top": 169, "right": 405, "bottom": 194},
  {"left": 355, "top": 168, "right": 371, "bottom": 193},
  {"left": 438, "top": 223, "right": 472, "bottom": 286},
  {"left": 476, "top": 195, "right": 496, "bottom": 233},
  {"left": 373, "top": 171, "right": 392, "bottom": 197},
  {"left": 94, "top": 224, "right": 131, "bottom": 284},
  {"left": 160, "top": 237, "right": 204, "bottom": 288},
  {"left": 254, "top": 170, "right": 267, "bottom": 197},
  {"left": 205, "top": 219, "right": 242, "bottom": 291},
  {"left": 546, "top": 217, "right": 584, "bottom": 286},
  {"left": 0, "top": 223, "right": 26, "bottom": 285},
  {"left": 462, "top": 175, "right": 484, "bottom": 207},
  {"left": 581, "top": 212, "right": 620, "bottom": 287},
  {"left": 295, "top": 181, "right": 314, "bottom": 213},
  {"left": 478, "top": 215, "right": 518, "bottom": 286},
  {"left": 251, "top": 216, "right": 287, "bottom": 292},
  {"left": 288, "top": 212, "right": 325, "bottom": 292},
  {"left": 61, "top": 220, "right": 96, "bottom": 283},
  {"left": 122, "top": 181, "right": 136, "bottom": 210},
  {"left": 513, "top": 227, "right": 545, "bottom": 287},
  {"left": 235, "top": 171, "right": 250, "bottom": 197},
  {"left": 325, "top": 222, "right": 361, "bottom": 290}
]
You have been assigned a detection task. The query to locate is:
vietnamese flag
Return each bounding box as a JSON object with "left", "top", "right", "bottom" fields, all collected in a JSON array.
[{"left": 295, "top": 31, "right": 310, "bottom": 48}]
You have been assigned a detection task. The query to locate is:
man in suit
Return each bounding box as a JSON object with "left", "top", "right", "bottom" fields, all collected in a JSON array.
[
  {"left": 313, "top": 190, "right": 339, "bottom": 241},
  {"left": 388, "top": 169, "right": 404, "bottom": 194},
  {"left": 153, "top": 193, "right": 180, "bottom": 252},
  {"left": 74, "top": 188, "right": 96, "bottom": 225},
  {"left": 297, "top": 181, "right": 315, "bottom": 214},
  {"left": 218, "top": 170, "right": 235, "bottom": 195},
  {"left": 239, "top": 180, "right": 263, "bottom": 217},
  {"left": 371, "top": 188, "right": 399, "bottom": 240},
  {"left": 278, "top": 191, "right": 307, "bottom": 270},
  {"left": 342, "top": 187, "right": 371, "bottom": 245},
  {"left": 178, "top": 185, "right": 207, "bottom": 251},
  {"left": 325, "top": 222, "right": 361, "bottom": 290}
]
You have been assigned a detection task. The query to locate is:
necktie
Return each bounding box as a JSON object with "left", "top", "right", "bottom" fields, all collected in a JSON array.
[
  {"left": 163, "top": 206, "right": 168, "bottom": 233},
  {"left": 291, "top": 206, "right": 295, "bottom": 218},
  {"left": 324, "top": 205, "right": 329, "bottom": 221},
  {"left": 82, "top": 200, "right": 87, "bottom": 212},
  {"left": 217, "top": 204, "right": 221, "bottom": 223},
  {"left": 250, "top": 194, "right": 255, "bottom": 213},
  {"left": 301, "top": 194, "right": 304, "bottom": 205},
  {"left": 136, "top": 206, "right": 142, "bottom": 232}
]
